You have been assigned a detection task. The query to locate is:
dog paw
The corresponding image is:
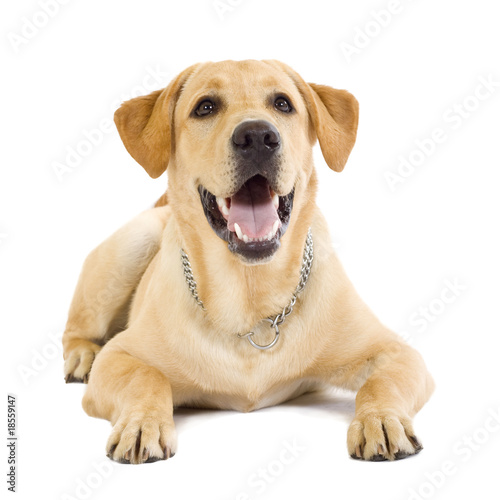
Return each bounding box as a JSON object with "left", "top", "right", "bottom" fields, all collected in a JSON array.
[
  {"left": 347, "top": 412, "right": 423, "bottom": 461},
  {"left": 106, "top": 410, "right": 177, "bottom": 465},
  {"left": 63, "top": 339, "right": 102, "bottom": 384}
]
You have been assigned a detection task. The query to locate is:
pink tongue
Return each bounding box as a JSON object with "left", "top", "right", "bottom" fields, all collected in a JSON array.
[{"left": 227, "top": 177, "right": 279, "bottom": 239}]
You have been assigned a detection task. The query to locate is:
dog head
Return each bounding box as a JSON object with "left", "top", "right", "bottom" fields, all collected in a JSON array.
[{"left": 115, "top": 60, "right": 358, "bottom": 264}]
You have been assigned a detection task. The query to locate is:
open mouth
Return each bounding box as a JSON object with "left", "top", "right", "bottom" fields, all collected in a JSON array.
[{"left": 198, "top": 175, "right": 294, "bottom": 261}]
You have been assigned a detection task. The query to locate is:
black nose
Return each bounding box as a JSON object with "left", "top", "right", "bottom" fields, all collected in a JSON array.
[{"left": 232, "top": 120, "right": 281, "bottom": 161}]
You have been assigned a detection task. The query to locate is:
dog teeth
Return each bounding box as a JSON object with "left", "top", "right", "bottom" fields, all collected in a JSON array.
[
  {"left": 233, "top": 220, "right": 281, "bottom": 243},
  {"left": 216, "top": 197, "right": 229, "bottom": 217},
  {"left": 272, "top": 220, "right": 280, "bottom": 237},
  {"left": 272, "top": 192, "right": 279, "bottom": 209},
  {"left": 234, "top": 223, "right": 243, "bottom": 240}
]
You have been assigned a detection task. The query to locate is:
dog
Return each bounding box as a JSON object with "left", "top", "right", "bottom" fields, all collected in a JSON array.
[{"left": 62, "top": 59, "right": 434, "bottom": 464}]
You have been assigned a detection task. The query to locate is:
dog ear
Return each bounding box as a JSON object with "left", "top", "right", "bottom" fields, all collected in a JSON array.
[
  {"left": 263, "top": 60, "right": 358, "bottom": 172},
  {"left": 114, "top": 64, "right": 199, "bottom": 178},
  {"left": 306, "top": 83, "right": 359, "bottom": 172}
]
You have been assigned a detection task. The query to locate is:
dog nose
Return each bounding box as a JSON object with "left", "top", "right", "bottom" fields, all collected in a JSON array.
[{"left": 232, "top": 120, "right": 281, "bottom": 160}]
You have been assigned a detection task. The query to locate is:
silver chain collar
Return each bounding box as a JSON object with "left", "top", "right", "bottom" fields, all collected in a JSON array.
[{"left": 180, "top": 229, "right": 314, "bottom": 350}]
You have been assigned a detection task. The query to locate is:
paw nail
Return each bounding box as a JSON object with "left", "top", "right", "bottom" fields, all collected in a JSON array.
[
  {"left": 143, "top": 449, "right": 149, "bottom": 461},
  {"left": 124, "top": 450, "right": 131, "bottom": 461},
  {"left": 409, "top": 435, "right": 423, "bottom": 450},
  {"left": 394, "top": 451, "right": 411, "bottom": 460},
  {"left": 377, "top": 444, "right": 385, "bottom": 455},
  {"left": 355, "top": 445, "right": 362, "bottom": 458},
  {"left": 163, "top": 446, "right": 171, "bottom": 460}
]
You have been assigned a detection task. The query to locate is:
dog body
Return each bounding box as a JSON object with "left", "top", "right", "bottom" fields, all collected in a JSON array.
[{"left": 63, "top": 60, "right": 434, "bottom": 464}]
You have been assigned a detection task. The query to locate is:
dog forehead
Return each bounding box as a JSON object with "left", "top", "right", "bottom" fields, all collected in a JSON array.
[{"left": 180, "top": 60, "right": 300, "bottom": 103}]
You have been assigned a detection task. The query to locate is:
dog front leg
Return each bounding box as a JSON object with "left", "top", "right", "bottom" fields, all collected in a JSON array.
[
  {"left": 344, "top": 339, "right": 435, "bottom": 461},
  {"left": 82, "top": 340, "right": 177, "bottom": 464}
]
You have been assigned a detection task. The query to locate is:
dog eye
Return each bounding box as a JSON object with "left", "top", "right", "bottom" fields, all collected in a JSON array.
[
  {"left": 274, "top": 97, "right": 293, "bottom": 113},
  {"left": 195, "top": 100, "right": 216, "bottom": 117}
]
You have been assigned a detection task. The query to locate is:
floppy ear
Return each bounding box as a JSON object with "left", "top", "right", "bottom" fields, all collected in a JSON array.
[
  {"left": 263, "top": 60, "right": 358, "bottom": 172},
  {"left": 306, "top": 83, "right": 359, "bottom": 172},
  {"left": 114, "top": 64, "right": 199, "bottom": 178}
]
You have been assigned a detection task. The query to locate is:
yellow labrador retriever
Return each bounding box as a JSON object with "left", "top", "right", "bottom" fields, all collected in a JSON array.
[{"left": 62, "top": 59, "right": 434, "bottom": 464}]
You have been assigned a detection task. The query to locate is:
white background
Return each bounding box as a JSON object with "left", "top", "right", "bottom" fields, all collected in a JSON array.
[{"left": 2, "top": 0, "right": 500, "bottom": 499}]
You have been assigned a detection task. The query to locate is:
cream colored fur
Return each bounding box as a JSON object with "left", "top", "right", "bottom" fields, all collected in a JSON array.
[{"left": 63, "top": 60, "right": 434, "bottom": 464}]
